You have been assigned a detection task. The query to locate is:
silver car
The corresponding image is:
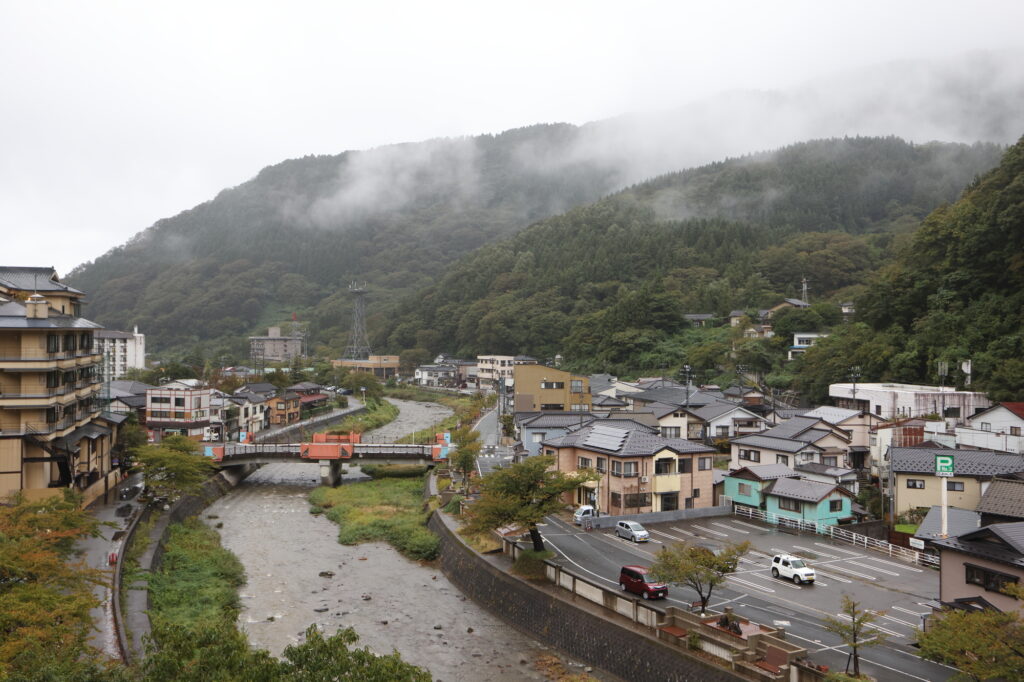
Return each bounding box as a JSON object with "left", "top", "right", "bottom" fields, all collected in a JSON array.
[{"left": 615, "top": 520, "right": 650, "bottom": 542}]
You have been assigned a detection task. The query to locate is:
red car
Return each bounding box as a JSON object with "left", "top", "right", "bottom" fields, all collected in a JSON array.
[{"left": 619, "top": 565, "right": 668, "bottom": 599}]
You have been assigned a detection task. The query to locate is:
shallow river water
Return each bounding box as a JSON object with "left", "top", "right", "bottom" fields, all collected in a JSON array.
[{"left": 202, "top": 400, "right": 592, "bottom": 681}]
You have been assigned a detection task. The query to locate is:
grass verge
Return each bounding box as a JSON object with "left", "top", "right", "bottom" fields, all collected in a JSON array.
[
  {"left": 147, "top": 517, "right": 245, "bottom": 631},
  {"left": 512, "top": 549, "right": 554, "bottom": 579},
  {"left": 387, "top": 390, "right": 495, "bottom": 443},
  {"left": 309, "top": 475, "right": 439, "bottom": 561},
  {"left": 894, "top": 523, "right": 919, "bottom": 534},
  {"left": 327, "top": 398, "right": 399, "bottom": 435}
]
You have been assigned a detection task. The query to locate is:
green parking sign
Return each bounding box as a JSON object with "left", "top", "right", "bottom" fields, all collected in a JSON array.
[{"left": 935, "top": 454, "right": 955, "bottom": 477}]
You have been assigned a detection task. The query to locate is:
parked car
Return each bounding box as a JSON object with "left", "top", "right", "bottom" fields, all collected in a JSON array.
[
  {"left": 619, "top": 565, "right": 668, "bottom": 599},
  {"left": 615, "top": 520, "right": 650, "bottom": 542},
  {"left": 770, "top": 554, "right": 815, "bottom": 584}
]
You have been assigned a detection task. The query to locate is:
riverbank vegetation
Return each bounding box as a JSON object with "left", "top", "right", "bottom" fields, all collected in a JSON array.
[
  {"left": 309, "top": 474, "right": 439, "bottom": 561},
  {"left": 393, "top": 390, "right": 494, "bottom": 444},
  {"left": 327, "top": 397, "right": 399, "bottom": 435}
]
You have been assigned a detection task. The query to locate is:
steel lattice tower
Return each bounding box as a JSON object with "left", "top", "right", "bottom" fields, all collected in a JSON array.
[{"left": 342, "top": 282, "right": 372, "bottom": 360}]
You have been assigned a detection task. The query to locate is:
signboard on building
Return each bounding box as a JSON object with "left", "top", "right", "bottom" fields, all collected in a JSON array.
[
  {"left": 935, "top": 454, "right": 955, "bottom": 477},
  {"left": 909, "top": 537, "right": 925, "bottom": 550}
]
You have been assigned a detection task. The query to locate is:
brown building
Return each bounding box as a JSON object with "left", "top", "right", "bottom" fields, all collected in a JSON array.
[
  {"left": 333, "top": 355, "right": 399, "bottom": 380},
  {"left": 268, "top": 392, "right": 301, "bottom": 425},
  {"left": 543, "top": 421, "right": 717, "bottom": 515},
  {"left": 513, "top": 364, "right": 591, "bottom": 413},
  {"left": 0, "top": 267, "right": 117, "bottom": 503},
  {"left": 933, "top": 521, "right": 1024, "bottom": 613}
]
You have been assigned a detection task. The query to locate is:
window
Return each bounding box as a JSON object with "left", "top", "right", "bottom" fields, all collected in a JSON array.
[
  {"left": 829, "top": 499, "right": 843, "bottom": 512},
  {"left": 570, "top": 404, "right": 587, "bottom": 412},
  {"left": 692, "top": 488, "right": 701, "bottom": 498},
  {"left": 624, "top": 493, "right": 651, "bottom": 508},
  {"left": 531, "top": 432, "right": 545, "bottom": 443},
  {"left": 544, "top": 449, "right": 555, "bottom": 455},
  {"left": 738, "top": 483, "right": 752, "bottom": 496},
  {"left": 174, "top": 397, "right": 185, "bottom": 407},
  {"left": 610, "top": 492, "right": 622, "bottom": 508},
  {"left": 277, "top": 402, "right": 285, "bottom": 409},
  {"left": 540, "top": 381, "right": 565, "bottom": 389},
  {"left": 944, "top": 407, "right": 961, "bottom": 418},
  {"left": 875, "top": 405, "right": 882, "bottom": 416},
  {"left": 151, "top": 396, "right": 171, "bottom": 404},
  {"left": 906, "top": 479, "right": 925, "bottom": 489},
  {"left": 823, "top": 456, "right": 838, "bottom": 467},
  {"left": 47, "top": 334, "right": 59, "bottom": 352},
  {"left": 540, "top": 403, "right": 564, "bottom": 411},
  {"left": 1011, "top": 426, "right": 1022, "bottom": 436},
  {"left": 612, "top": 460, "right": 622, "bottom": 476},
  {"left": 661, "top": 492, "right": 679, "bottom": 511},
  {"left": 698, "top": 457, "right": 711, "bottom": 471},
  {"left": 596, "top": 457, "right": 606, "bottom": 473},
  {"left": 947, "top": 481, "right": 965, "bottom": 492},
  {"left": 679, "top": 458, "right": 692, "bottom": 474},
  {"left": 623, "top": 462, "right": 638, "bottom": 477},
  {"left": 570, "top": 379, "right": 583, "bottom": 393},
  {"left": 578, "top": 457, "right": 592, "bottom": 469},
  {"left": 655, "top": 458, "right": 675, "bottom": 475},
  {"left": 776, "top": 454, "right": 789, "bottom": 466},
  {"left": 966, "top": 564, "right": 1019, "bottom": 593},
  {"left": 739, "top": 449, "right": 761, "bottom": 462},
  {"left": 778, "top": 497, "right": 801, "bottom": 512},
  {"left": 661, "top": 426, "right": 681, "bottom": 438},
  {"left": 981, "top": 422, "right": 992, "bottom": 432},
  {"left": 716, "top": 425, "right": 730, "bottom": 437}
]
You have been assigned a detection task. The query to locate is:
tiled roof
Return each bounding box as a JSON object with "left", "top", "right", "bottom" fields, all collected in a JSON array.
[
  {"left": 933, "top": 521, "right": 1024, "bottom": 569},
  {"left": 1004, "top": 403, "right": 1024, "bottom": 420},
  {"left": 732, "top": 434, "right": 824, "bottom": 453},
  {"left": 0, "top": 299, "right": 102, "bottom": 330},
  {"left": 521, "top": 413, "right": 598, "bottom": 429},
  {"left": 889, "top": 447, "right": 1024, "bottom": 477},
  {"left": 763, "top": 416, "right": 825, "bottom": 440},
  {"left": 795, "top": 462, "right": 856, "bottom": 478},
  {"left": 803, "top": 406, "right": 861, "bottom": 424},
  {"left": 95, "top": 329, "right": 135, "bottom": 339},
  {"left": 591, "top": 395, "right": 627, "bottom": 407},
  {"left": 726, "top": 464, "right": 800, "bottom": 481},
  {"left": 915, "top": 506, "right": 981, "bottom": 541},
  {"left": 763, "top": 477, "right": 848, "bottom": 503},
  {"left": 772, "top": 408, "right": 810, "bottom": 420},
  {"left": 0, "top": 266, "right": 84, "bottom": 294},
  {"left": 977, "top": 477, "right": 1024, "bottom": 520},
  {"left": 108, "top": 380, "right": 156, "bottom": 395},
  {"left": 543, "top": 423, "right": 714, "bottom": 457}
]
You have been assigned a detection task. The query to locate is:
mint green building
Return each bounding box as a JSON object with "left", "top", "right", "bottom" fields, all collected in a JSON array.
[
  {"left": 762, "top": 477, "right": 855, "bottom": 526},
  {"left": 722, "top": 465, "right": 800, "bottom": 509}
]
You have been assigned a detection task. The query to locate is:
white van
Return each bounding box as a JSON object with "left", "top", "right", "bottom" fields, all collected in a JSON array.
[{"left": 573, "top": 505, "right": 595, "bottom": 525}]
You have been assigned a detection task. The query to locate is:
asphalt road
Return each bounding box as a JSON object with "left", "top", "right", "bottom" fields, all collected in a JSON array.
[{"left": 541, "top": 514, "right": 957, "bottom": 681}]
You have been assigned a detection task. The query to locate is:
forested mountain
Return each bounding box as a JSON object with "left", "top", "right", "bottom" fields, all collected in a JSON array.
[
  {"left": 65, "top": 53, "right": 1022, "bottom": 359},
  {"left": 380, "top": 137, "right": 1004, "bottom": 374},
  {"left": 795, "top": 135, "right": 1024, "bottom": 401},
  {"left": 68, "top": 124, "right": 627, "bottom": 352}
]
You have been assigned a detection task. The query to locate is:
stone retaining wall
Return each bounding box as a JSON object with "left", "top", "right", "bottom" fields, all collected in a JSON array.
[{"left": 428, "top": 512, "right": 742, "bottom": 682}]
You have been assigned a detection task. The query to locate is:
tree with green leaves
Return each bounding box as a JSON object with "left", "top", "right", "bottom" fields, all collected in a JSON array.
[
  {"left": 135, "top": 435, "right": 217, "bottom": 502},
  {"left": 449, "top": 425, "right": 481, "bottom": 491},
  {"left": 341, "top": 372, "right": 383, "bottom": 401},
  {"left": 823, "top": 595, "right": 887, "bottom": 678},
  {"left": 649, "top": 541, "right": 749, "bottom": 614},
  {"left": 916, "top": 583, "right": 1024, "bottom": 680},
  {"left": 464, "top": 455, "right": 599, "bottom": 551}
]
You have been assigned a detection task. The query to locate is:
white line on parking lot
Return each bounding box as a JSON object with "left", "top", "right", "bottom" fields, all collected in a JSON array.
[
  {"left": 815, "top": 542, "right": 863, "bottom": 557},
  {"left": 749, "top": 572, "right": 805, "bottom": 590},
  {"left": 691, "top": 524, "right": 729, "bottom": 537},
  {"left": 669, "top": 526, "right": 697, "bottom": 537},
  {"left": 836, "top": 614, "right": 904, "bottom": 638},
  {"left": 712, "top": 521, "right": 749, "bottom": 534},
  {"left": 792, "top": 544, "right": 839, "bottom": 559},
  {"left": 873, "top": 612, "right": 916, "bottom": 628},
  {"left": 650, "top": 529, "right": 689, "bottom": 544},
  {"left": 815, "top": 562, "right": 877, "bottom": 580},
  {"left": 731, "top": 520, "right": 766, "bottom": 531},
  {"left": 862, "top": 556, "right": 923, "bottom": 572},
  {"left": 813, "top": 570, "right": 851, "bottom": 583},
  {"left": 892, "top": 606, "right": 929, "bottom": 617},
  {"left": 848, "top": 560, "right": 899, "bottom": 576},
  {"left": 726, "top": 576, "right": 776, "bottom": 593}
]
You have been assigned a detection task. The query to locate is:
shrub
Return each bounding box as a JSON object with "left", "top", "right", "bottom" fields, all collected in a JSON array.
[{"left": 512, "top": 549, "right": 553, "bottom": 579}]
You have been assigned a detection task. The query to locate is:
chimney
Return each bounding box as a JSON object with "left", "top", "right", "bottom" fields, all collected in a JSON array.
[{"left": 25, "top": 294, "right": 49, "bottom": 319}]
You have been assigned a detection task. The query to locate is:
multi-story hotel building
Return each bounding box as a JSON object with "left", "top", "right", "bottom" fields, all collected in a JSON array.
[
  {"left": 95, "top": 325, "right": 146, "bottom": 382},
  {"left": 0, "top": 267, "right": 118, "bottom": 502}
]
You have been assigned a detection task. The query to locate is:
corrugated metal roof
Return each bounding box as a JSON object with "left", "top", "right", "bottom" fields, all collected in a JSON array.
[{"left": 914, "top": 506, "right": 981, "bottom": 540}]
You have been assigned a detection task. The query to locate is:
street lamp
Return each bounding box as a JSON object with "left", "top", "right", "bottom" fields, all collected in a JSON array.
[
  {"left": 360, "top": 386, "right": 366, "bottom": 404},
  {"left": 849, "top": 366, "right": 861, "bottom": 410}
]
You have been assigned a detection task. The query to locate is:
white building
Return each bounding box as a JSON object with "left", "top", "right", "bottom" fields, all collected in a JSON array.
[
  {"left": 957, "top": 403, "right": 1024, "bottom": 454},
  {"left": 830, "top": 382, "right": 991, "bottom": 424},
  {"left": 95, "top": 326, "right": 146, "bottom": 382},
  {"left": 145, "top": 386, "right": 211, "bottom": 442},
  {"left": 414, "top": 364, "right": 458, "bottom": 387},
  {"left": 787, "top": 332, "right": 828, "bottom": 360}
]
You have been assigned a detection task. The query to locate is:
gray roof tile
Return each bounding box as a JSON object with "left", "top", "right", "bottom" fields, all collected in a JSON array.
[
  {"left": 763, "top": 476, "right": 848, "bottom": 502},
  {"left": 731, "top": 434, "right": 823, "bottom": 453},
  {"left": 543, "top": 423, "right": 714, "bottom": 457},
  {"left": 933, "top": 521, "right": 1024, "bottom": 568},
  {"left": 977, "top": 477, "right": 1024, "bottom": 520},
  {"left": 890, "top": 447, "right": 1024, "bottom": 477}
]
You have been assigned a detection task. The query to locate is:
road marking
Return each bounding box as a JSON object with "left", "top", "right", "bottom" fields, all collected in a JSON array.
[
  {"left": 786, "top": 632, "right": 931, "bottom": 681},
  {"left": 892, "top": 606, "right": 929, "bottom": 617},
  {"left": 731, "top": 520, "right": 766, "bottom": 531},
  {"left": 816, "top": 563, "right": 877, "bottom": 580},
  {"left": 813, "top": 570, "right": 852, "bottom": 584},
  {"left": 650, "top": 529, "right": 689, "bottom": 543},
  {"left": 792, "top": 544, "right": 839, "bottom": 559},
  {"left": 815, "top": 542, "right": 863, "bottom": 557},
  {"left": 836, "top": 614, "right": 904, "bottom": 638},
  {"left": 541, "top": 536, "right": 618, "bottom": 586},
  {"left": 873, "top": 612, "right": 916, "bottom": 628},
  {"left": 725, "top": 576, "right": 776, "bottom": 593},
  {"left": 712, "top": 521, "right": 749, "bottom": 534},
  {"left": 669, "top": 526, "right": 697, "bottom": 537},
  {"left": 862, "top": 556, "right": 923, "bottom": 572},
  {"left": 848, "top": 560, "right": 899, "bottom": 576},
  {"left": 691, "top": 524, "right": 729, "bottom": 537}
]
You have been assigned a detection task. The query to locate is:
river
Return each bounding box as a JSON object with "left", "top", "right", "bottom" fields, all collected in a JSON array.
[{"left": 202, "top": 398, "right": 593, "bottom": 681}]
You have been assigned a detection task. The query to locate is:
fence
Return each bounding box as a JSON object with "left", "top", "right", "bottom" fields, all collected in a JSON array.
[{"left": 733, "top": 506, "right": 940, "bottom": 569}]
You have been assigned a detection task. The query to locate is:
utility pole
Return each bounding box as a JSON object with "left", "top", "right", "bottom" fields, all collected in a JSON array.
[{"left": 850, "top": 366, "right": 861, "bottom": 411}]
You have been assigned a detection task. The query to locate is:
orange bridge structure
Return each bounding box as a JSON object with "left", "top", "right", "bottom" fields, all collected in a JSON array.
[{"left": 204, "top": 431, "right": 451, "bottom": 485}]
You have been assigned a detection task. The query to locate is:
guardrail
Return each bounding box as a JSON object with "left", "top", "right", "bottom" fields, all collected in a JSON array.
[{"left": 733, "top": 506, "right": 940, "bottom": 568}]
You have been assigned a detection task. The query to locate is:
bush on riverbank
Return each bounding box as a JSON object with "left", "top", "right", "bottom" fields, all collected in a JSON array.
[
  {"left": 512, "top": 549, "right": 554, "bottom": 580},
  {"left": 393, "top": 391, "right": 494, "bottom": 444},
  {"left": 147, "top": 518, "right": 245, "bottom": 630},
  {"left": 360, "top": 464, "right": 429, "bottom": 479},
  {"left": 327, "top": 398, "right": 399, "bottom": 435},
  {"left": 309, "top": 477, "right": 439, "bottom": 561}
]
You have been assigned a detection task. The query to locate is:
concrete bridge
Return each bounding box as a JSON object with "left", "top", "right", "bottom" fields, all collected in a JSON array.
[{"left": 206, "top": 433, "right": 449, "bottom": 485}]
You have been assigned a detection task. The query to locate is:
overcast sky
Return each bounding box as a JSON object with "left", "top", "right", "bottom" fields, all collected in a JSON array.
[{"left": 2, "top": 0, "right": 1022, "bottom": 276}]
